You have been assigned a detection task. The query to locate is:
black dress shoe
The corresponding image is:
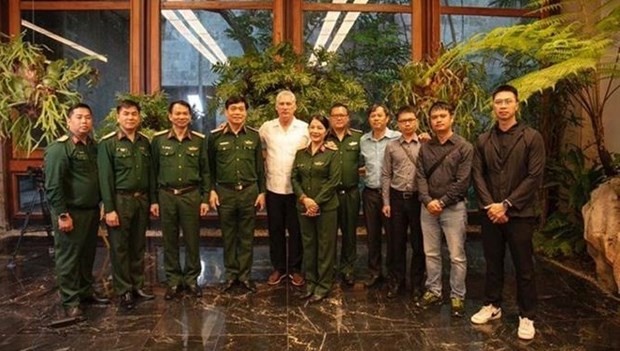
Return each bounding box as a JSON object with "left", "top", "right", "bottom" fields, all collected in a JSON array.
[
  {"left": 240, "top": 280, "right": 257, "bottom": 293},
  {"left": 365, "top": 275, "right": 383, "bottom": 288},
  {"left": 82, "top": 292, "right": 110, "bottom": 305},
  {"left": 120, "top": 292, "right": 135, "bottom": 310},
  {"left": 187, "top": 284, "right": 203, "bottom": 298},
  {"left": 133, "top": 288, "right": 155, "bottom": 300},
  {"left": 64, "top": 305, "right": 83, "bottom": 318},
  {"left": 164, "top": 286, "right": 178, "bottom": 300},
  {"left": 299, "top": 290, "right": 314, "bottom": 300},
  {"left": 386, "top": 283, "right": 402, "bottom": 299},
  {"left": 219, "top": 279, "right": 237, "bottom": 292},
  {"left": 342, "top": 273, "right": 355, "bottom": 286}
]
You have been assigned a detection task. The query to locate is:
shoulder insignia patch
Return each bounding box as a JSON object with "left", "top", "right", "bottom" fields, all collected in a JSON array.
[
  {"left": 138, "top": 131, "right": 150, "bottom": 139},
  {"left": 56, "top": 135, "right": 69, "bottom": 142},
  {"left": 324, "top": 141, "right": 338, "bottom": 151},
  {"left": 246, "top": 126, "right": 258, "bottom": 132},
  {"left": 210, "top": 126, "right": 224, "bottom": 134},
  {"left": 153, "top": 129, "right": 169, "bottom": 137},
  {"left": 101, "top": 131, "right": 116, "bottom": 140},
  {"left": 350, "top": 128, "right": 363, "bottom": 134},
  {"left": 191, "top": 131, "right": 205, "bottom": 139}
]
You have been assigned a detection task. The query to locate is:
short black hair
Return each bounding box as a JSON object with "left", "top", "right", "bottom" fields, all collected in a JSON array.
[
  {"left": 168, "top": 100, "right": 192, "bottom": 114},
  {"left": 396, "top": 105, "right": 416, "bottom": 120},
  {"left": 428, "top": 101, "right": 453, "bottom": 116},
  {"left": 225, "top": 96, "right": 249, "bottom": 110},
  {"left": 309, "top": 114, "right": 330, "bottom": 130},
  {"left": 330, "top": 103, "right": 349, "bottom": 115},
  {"left": 116, "top": 99, "right": 141, "bottom": 114},
  {"left": 367, "top": 103, "right": 389, "bottom": 118},
  {"left": 492, "top": 84, "right": 519, "bottom": 101},
  {"left": 68, "top": 103, "right": 92, "bottom": 118}
]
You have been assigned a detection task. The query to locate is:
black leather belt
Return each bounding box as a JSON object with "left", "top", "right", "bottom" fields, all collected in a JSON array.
[
  {"left": 391, "top": 189, "right": 418, "bottom": 200},
  {"left": 116, "top": 190, "right": 146, "bottom": 198},
  {"left": 218, "top": 183, "right": 253, "bottom": 191},
  {"left": 364, "top": 187, "right": 381, "bottom": 193},
  {"left": 161, "top": 186, "right": 197, "bottom": 195},
  {"left": 337, "top": 185, "right": 358, "bottom": 195}
]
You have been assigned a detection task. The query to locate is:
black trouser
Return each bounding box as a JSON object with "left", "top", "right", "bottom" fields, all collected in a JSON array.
[
  {"left": 481, "top": 216, "right": 537, "bottom": 319},
  {"left": 266, "top": 191, "right": 302, "bottom": 274},
  {"left": 362, "top": 187, "right": 391, "bottom": 277},
  {"left": 389, "top": 189, "right": 425, "bottom": 292}
]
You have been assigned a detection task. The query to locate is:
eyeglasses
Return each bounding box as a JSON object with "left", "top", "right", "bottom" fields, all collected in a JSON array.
[
  {"left": 398, "top": 118, "right": 417, "bottom": 123},
  {"left": 493, "top": 98, "right": 516, "bottom": 106}
]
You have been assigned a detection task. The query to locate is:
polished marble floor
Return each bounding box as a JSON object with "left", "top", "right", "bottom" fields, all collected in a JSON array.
[{"left": 1, "top": 235, "right": 619, "bottom": 351}]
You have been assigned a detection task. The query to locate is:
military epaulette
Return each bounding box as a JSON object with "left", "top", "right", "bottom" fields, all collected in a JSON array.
[
  {"left": 101, "top": 131, "right": 117, "bottom": 140},
  {"left": 191, "top": 131, "right": 205, "bottom": 139},
  {"left": 138, "top": 131, "right": 150, "bottom": 140},
  {"left": 153, "top": 129, "right": 169, "bottom": 137},
  {"left": 350, "top": 128, "right": 363, "bottom": 134},
  {"left": 210, "top": 126, "right": 224, "bottom": 134},
  {"left": 56, "top": 135, "right": 69, "bottom": 142},
  {"left": 324, "top": 140, "right": 338, "bottom": 151},
  {"left": 246, "top": 126, "right": 258, "bottom": 132}
]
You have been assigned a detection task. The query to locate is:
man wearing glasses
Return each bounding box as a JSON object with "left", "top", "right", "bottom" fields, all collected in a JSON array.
[{"left": 380, "top": 105, "right": 426, "bottom": 300}]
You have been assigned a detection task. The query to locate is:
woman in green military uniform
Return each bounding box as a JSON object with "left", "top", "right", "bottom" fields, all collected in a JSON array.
[{"left": 291, "top": 115, "right": 342, "bottom": 303}]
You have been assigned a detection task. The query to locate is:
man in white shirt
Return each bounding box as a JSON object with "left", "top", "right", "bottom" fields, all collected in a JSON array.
[{"left": 259, "top": 90, "right": 309, "bottom": 286}]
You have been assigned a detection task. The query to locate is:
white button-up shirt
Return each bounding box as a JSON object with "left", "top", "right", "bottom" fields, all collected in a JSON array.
[{"left": 259, "top": 117, "right": 309, "bottom": 194}]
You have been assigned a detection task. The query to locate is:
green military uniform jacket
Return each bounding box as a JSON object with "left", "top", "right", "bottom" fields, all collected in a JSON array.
[
  {"left": 98, "top": 129, "right": 153, "bottom": 212},
  {"left": 325, "top": 128, "right": 362, "bottom": 188},
  {"left": 207, "top": 124, "right": 266, "bottom": 193},
  {"left": 151, "top": 129, "right": 210, "bottom": 203},
  {"left": 45, "top": 133, "right": 100, "bottom": 214},
  {"left": 291, "top": 145, "right": 342, "bottom": 213}
]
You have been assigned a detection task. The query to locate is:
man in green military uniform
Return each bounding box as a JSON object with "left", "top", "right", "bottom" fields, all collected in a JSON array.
[
  {"left": 45, "top": 103, "right": 109, "bottom": 319},
  {"left": 98, "top": 100, "right": 154, "bottom": 310},
  {"left": 325, "top": 103, "right": 362, "bottom": 286},
  {"left": 208, "top": 96, "right": 266, "bottom": 294},
  {"left": 151, "top": 100, "right": 210, "bottom": 300}
]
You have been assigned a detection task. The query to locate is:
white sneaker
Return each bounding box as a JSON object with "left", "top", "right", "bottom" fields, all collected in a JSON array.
[
  {"left": 518, "top": 316, "right": 536, "bottom": 340},
  {"left": 470, "top": 304, "right": 502, "bottom": 324}
]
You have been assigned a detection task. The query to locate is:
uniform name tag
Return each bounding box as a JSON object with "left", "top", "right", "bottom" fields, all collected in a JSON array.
[
  {"left": 314, "top": 161, "right": 325, "bottom": 166},
  {"left": 219, "top": 141, "right": 230, "bottom": 146},
  {"left": 188, "top": 146, "right": 199, "bottom": 152}
]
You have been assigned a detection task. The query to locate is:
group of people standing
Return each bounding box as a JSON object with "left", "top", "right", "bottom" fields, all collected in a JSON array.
[{"left": 44, "top": 84, "right": 544, "bottom": 340}]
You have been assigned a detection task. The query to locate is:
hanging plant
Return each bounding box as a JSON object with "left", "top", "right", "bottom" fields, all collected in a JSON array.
[
  {"left": 96, "top": 91, "right": 171, "bottom": 139},
  {"left": 0, "top": 33, "right": 98, "bottom": 154}
]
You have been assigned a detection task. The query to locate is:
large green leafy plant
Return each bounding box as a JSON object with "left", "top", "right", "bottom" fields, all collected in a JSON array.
[
  {"left": 436, "top": 0, "right": 620, "bottom": 177},
  {"left": 210, "top": 43, "right": 367, "bottom": 127},
  {"left": 96, "top": 91, "right": 170, "bottom": 139},
  {"left": 0, "top": 34, "right": 97, "bottom": 154},
  {"left": 387, "top": 57, "right": 488, "bottom": 142}
]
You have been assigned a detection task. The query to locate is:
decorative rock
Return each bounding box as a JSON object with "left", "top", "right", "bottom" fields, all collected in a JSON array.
[{"left": 583, "top": 176, "right": 620, "bottom": 294}]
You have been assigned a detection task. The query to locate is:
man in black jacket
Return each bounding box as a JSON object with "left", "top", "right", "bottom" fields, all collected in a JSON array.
[{"left": 470, "top": 85, "right": 545, "bottom": 341}]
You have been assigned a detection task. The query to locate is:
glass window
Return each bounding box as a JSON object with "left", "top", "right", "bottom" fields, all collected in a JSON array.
[
  {"left": 304, "top": 11, "right": 412, "bottom": 126},
  {"left": 304, "top": 0, "right": 410, "bottom": 3},
  {"left": 441, "top": 15, "right": 525, "bottom": 47},
  {"left": 441, "top": 0, "right": 529, "bottom": 8},
  {"left": 20, "top": 10, "right": 130, "bottom": 125},
  {"left": 161, "top": 9, "right": 272, "bottom": 132}
]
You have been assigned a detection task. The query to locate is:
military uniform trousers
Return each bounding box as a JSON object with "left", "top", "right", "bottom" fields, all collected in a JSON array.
[
  {"left": 216, "top": 183, "right": 258, "bottom": 282},
  {"left": 159, "top": 187, "right": 201, "bottom": 287},
  {"left": 336, "top": 187, "right": 360, "bottom": 276},
  {"left": 108, "top": 192, "right": 149, "bottom": 295},
  {"left": 299, "top": 209, "right": 338, "bottom": 298},
  {"left": 52, "top": 207, "right": 100, "bottom": 307}
]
